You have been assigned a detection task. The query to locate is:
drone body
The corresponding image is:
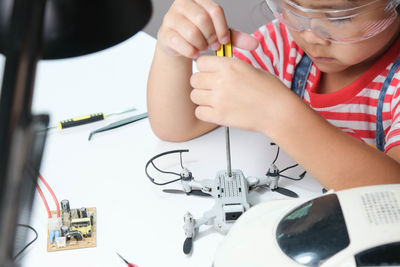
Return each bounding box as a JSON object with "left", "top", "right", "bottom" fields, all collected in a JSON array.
[
  {"left": 182, "top": 169, "right": 251, "bottom": 253},
  {"left": 145, "top": 147, "right": 306, "bottom": 254},
  {"left": 214, "top": 169, "right": 251, "bottom": 231}
]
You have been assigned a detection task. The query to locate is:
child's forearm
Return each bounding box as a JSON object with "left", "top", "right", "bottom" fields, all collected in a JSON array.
[
  {"left": 263, "top": 95, "right": 400, "bottom": 190},
  {"left": 147, "top": 44, "right": 217, "bottom": 141}
]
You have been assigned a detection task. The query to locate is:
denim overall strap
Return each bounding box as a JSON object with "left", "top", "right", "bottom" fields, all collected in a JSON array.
[
  {"left": 291, "top": 53, "right": 313, "bottom": 98},
  {"left": 376, "top": 56, "right": 400, "bottom": 152}
]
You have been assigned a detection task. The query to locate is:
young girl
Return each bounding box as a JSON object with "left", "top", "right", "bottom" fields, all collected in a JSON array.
[{"left": 147, "top": 0, "right": 400, "bottom": 190}]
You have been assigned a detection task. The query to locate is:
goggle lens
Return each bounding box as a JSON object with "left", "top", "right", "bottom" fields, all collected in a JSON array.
[{"left": 266, "top": 0, "right": 399, "bottom": 43}]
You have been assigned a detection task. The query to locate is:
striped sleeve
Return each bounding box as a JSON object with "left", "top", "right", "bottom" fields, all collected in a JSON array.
[
  {"left": 385, "top": 68, "right": 400, "bottom": 152},
  {"left": 233, "top": 20, "right": 299, "bottom": 85}
]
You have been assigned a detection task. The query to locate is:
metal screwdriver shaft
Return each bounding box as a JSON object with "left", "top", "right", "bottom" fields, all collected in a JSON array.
[
  {"left": 225, "top": 126, "right": 232, "bottom": 177},
  {"left": 215, "top": 30, "right": 233, "bottom": 177}
]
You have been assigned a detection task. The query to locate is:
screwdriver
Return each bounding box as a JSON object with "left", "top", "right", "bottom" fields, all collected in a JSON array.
[
  {"left": 215, "top": 29, "right": 233, "bottom": 177},
  {"left": 47, "top": 107, "right": 136, "bottom": 130},
  {"left": 116, "top": 252, "right": 138, "bottom": 267}
]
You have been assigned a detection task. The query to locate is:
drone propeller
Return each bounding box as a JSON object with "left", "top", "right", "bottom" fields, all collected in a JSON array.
[
  {"left": 162, "top": 189, "right": 211, "bottom": 197},
  {"left": 183, "top": 237, "right": 193, "bottom": 255},
  {"left": 259, "top": 184, "right": 299, "bottom": 198},
  {"left": 272, "top": 187, "right": 299, "bottom": 198}
]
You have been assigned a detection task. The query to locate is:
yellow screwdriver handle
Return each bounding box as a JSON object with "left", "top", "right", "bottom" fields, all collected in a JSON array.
[
  {"left": 215, "top": 30, "right": 232, "bottom": 58},
  {"left": 58, "top": 113, "right": 105, "bottom": 129}
]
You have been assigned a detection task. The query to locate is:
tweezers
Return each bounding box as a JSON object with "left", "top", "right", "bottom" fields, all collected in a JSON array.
[{"left": 88, "top": 112, "right": 148, "bottom": 141}]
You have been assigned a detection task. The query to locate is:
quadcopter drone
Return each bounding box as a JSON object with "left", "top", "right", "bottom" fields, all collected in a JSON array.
[{"left": 145, "top": 137, "right": 306, "bottom": 255}]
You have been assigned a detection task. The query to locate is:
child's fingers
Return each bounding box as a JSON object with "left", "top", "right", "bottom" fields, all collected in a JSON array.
[
  {"left": 190, "top": 88, "right": 214, "bottom": 106},
  {"left": 194, "top": 0, "right": 230, "bottom": 44},
  {"left": 177, "top": 0, "right": 220, "bottom": 48},
  {"left": 231, "top": 29, "right": 259, "bottom": 51},
  {"left": 195, "top": 55, "right": 230, "bottom": 72},
  {"left": 168, "top": 13, "right": 209, "bottom": 51},
  {"left": 159, "top": 28, "right": 200, "bottom": 58},
  {"left": 190, "top": 71, "right": 220, "bottom": 91},
  {"left": 194, "top": 105, "right": 215, "bottom": 123}
]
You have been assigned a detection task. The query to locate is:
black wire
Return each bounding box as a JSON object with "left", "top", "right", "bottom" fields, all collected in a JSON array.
[
  {"left": 145, "top": 149, "right": 189, "bottom": 186},
  {"left": 272, "top": 145, "right": 280, "bottom": 164},
  {"left": 14, "top": 224, "right": 38, "bottom": 259},
  {"left": 279, "top": 163, "right": 299, "bottom": 173}
]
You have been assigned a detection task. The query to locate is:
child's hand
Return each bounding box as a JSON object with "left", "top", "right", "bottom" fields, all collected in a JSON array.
[
  {"left": 157, "top": 0, "right": 259, "bottom": 58},
  {"left": 190, "top": 56, "right": 290, "bottom": 133}
]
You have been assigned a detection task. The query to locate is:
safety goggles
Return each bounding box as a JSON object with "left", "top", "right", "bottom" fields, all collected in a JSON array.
[{"left": 265, "top": 0, "right": 400, "bottom": 43}]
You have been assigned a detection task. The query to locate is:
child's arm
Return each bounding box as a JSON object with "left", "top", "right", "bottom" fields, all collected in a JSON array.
[
  {"left": 147, "top": 44, "right": 217, "bottom": 142},
  {"left": 147, "top": 0, "right": 258, "bottom": 142},
  {"left": 266, "top": 97, "right": 400, "bottom": 190},
  {"left": 190, "top": 56, "right": 400, "bottom": 190}
]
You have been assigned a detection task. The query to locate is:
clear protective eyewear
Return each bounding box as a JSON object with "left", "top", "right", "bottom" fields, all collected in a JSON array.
[{"left": 265, "top": 0, "right": 400, "bottom": 43}]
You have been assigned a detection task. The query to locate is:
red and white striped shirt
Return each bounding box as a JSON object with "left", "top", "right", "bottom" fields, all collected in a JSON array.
[{"left": 234, "top": 20, "right": 400, "bottom": 153}]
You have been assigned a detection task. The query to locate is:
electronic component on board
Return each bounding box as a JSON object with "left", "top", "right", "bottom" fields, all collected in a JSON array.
[
  {"left": 70, "top": 217, "right": 93, "bottom": 237},
  {"left": 61, "top": 199, "right": 71, "bottom": 227},
  {"left": 56, "top": 237, "right": 66, "bottom": 248},
  {"left": 47, "top": 200, "right": 96, "bottom": 252},
  {"left": 80, "top": 207, "right": 87, "bottom": 218},
  {"left": 50, "top": 231, "right": 55, "bottom": 244},
  {"left": 61, "top": 225, "right": 69, "bottom": 236}
]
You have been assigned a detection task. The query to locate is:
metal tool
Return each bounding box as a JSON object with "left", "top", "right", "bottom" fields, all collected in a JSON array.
[
  {"left": 48, "top": 107, "right": 136, "bottom": 130},
  {"left": 88, "top": 112, "right": 148, "bottom": 141},
  {"left": 215, "top": 30, "right": 233, "bottom": 177},
  {"left": 116, "top": 252, "right": 138, "bottom": 267},
  {"left": 225, "top": 127, "right": 232, "bottom": 177}
]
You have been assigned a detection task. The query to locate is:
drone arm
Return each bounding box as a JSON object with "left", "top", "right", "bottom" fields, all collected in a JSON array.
[
  {"left": 247, "top": 176, "right": 273, "bottom": 188},
  {"left": 183, "top": 211, "right": 216, "bottom": 239},
  {"left": 247, "top": 165, "right": 280, "bottom": 191},
  {"left": 246, "top": 176, "right": 263, "bottom": 188},
  {"left": 183, "top": 179, "right": 213, "bottom": 196},
  {"left": 194, "top": 216, "right": 210, "bottom": 229},
  {"left": 185, "top": 180, "right": 203, "bottom": 190}
]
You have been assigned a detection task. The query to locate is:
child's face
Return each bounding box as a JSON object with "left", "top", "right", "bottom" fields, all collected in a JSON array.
[
  {"left": 270, "top": 0, "right": 400, "bottom": 72},
  {"left": 289, "top": 15, "right": 399, "bottom": 73}
]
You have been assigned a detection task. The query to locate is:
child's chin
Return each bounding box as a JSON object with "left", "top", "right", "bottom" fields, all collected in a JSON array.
[{"left": 313, "top": 61, "right": 347, "bottom": 73}]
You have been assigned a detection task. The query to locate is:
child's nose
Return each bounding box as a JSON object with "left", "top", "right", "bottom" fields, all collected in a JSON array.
[{"left": 299, "top": 30, "right": 330, "bottom": 46}]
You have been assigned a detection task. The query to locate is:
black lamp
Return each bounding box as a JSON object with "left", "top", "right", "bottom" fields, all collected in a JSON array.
[{"left": 0, "top": 0, "right": 152, "bottom": 265}]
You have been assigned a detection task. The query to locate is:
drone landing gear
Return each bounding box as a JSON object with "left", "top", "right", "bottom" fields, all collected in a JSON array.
[{"left": 183, "top": 212, "right": 215, "bottom": 255}]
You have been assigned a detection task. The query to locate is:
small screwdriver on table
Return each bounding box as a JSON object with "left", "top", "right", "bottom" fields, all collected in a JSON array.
[
  {"left": 47, "top": 107, "right": 136, "bottom": 130},
  {"left": 116, "top": 252, "right": 138, "bottom": 267}
]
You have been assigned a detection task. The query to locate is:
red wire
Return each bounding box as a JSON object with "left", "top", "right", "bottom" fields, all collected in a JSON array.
[
  {"left": 36, "top": 184, "right": 51, "bottom": 218},
  {"left": 38, "top": 173, "right": 60, "bottom": 218}
]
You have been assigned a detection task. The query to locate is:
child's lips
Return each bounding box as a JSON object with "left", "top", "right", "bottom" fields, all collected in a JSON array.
[{"left": 309, "top": 54, "right": 335, "bottom": 63}]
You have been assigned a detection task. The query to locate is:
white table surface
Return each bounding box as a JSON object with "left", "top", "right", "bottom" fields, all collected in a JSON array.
[{"left": 0, "top": 31, "right": 323, "bottom": 267}]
